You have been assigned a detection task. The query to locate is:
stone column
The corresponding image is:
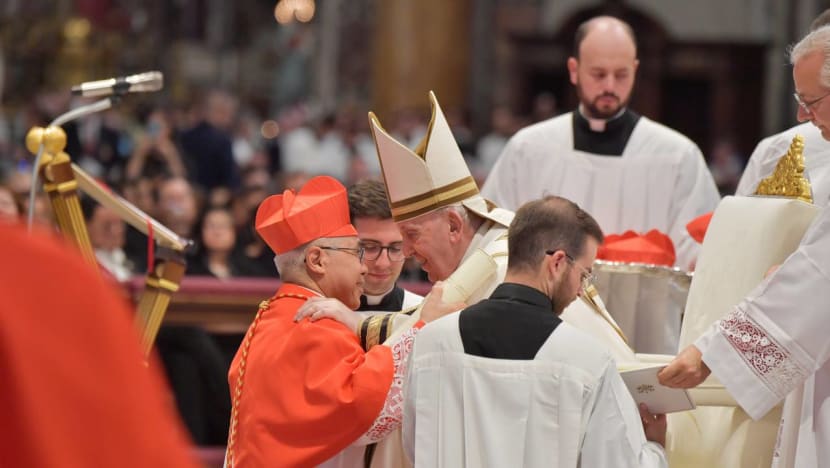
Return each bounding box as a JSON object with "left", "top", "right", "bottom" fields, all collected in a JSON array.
[{"left": 371, "top": 0, "right": 472, "bottom": 118}]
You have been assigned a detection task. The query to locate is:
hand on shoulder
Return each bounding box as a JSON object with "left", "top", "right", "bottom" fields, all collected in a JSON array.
[{"left": 294, "top": 297, "right": 360, "bottom": 334}]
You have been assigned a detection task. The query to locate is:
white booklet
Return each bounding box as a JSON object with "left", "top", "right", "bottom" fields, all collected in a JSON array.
[{"left": 619, "top": 365, "right": 695, "bottom": 414}]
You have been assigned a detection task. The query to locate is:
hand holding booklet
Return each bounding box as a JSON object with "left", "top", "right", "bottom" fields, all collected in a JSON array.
[{"left": 619, "top": 365, "right": 695, "bottom": 414}]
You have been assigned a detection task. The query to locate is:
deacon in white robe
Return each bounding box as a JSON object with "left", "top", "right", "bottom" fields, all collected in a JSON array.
[
  {"left": 481, "top": 16, "right": 719, "bottom": 269},
  {"left": 481, "top": 110, "right": 720, "bottom": 269},
  {"left": 660, "top": 202, "right": 830, "bottom": 467},
  {"left": 312, "top": 206, "right": 633, "bottom": 468},
  {"left": 420, "top": 202, "right": 637, "bottom": 366},
  {"left": 404, "top": 195, "right": 665, "bottom": 467},
  {"left": 404, "top": 284, "right": 667, "bottom": 468},
  {"left": 736, "top": 121, "right": 830, "bottom": 205}
]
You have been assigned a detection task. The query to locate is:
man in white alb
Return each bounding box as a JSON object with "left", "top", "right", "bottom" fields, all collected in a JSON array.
[
  {"left": 480, "top": 16, "right": 719, "bottom": 269},
  {"left": 404, "top": 196, "right": 667, "bottom": 467}
]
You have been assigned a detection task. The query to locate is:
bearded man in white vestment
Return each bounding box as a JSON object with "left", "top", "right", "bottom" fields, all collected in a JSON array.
[
  {"left": 660, "top": 24, "right": 830, "bottom": 468},
  {"left": 480, "top": 16, "right": 719, "bottom": 270},
  {"left": 404, "top": 196, "right": 667, "bottom": 468}
]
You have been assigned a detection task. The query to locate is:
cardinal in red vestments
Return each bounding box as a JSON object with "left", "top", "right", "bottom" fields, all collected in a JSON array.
[{"left": 226, "top": 176, "right": 425, "bottom": 467}]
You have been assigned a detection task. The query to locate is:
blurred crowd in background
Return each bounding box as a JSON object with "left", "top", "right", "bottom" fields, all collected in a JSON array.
[{"left": 0, "top": 85, "right": 581, "bottom": 283}]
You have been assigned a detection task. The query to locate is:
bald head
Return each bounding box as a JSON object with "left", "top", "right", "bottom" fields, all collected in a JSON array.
[
  {"left": 573, "top": 16, "right": 637, "bottom": 59},
  {"left": 567, "top": 16, "right": 639, "bottom": 119}
]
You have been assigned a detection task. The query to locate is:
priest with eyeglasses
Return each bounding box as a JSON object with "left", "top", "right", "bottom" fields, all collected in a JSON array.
[{"left": 349, "top": 179, "right": 423, "bottom": 314}]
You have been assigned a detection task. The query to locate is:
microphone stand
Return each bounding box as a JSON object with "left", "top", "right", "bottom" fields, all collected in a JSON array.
[{"left": 24, "top": 91, "right": 192, "bottom": 357}]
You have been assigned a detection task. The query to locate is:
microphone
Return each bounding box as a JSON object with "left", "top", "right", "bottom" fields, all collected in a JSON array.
[{"left": 71, "top": 71, "right": 163, "bottom": 97}]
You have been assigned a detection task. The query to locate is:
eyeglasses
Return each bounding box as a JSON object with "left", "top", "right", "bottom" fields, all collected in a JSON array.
[
  {"left": 319, "top": 246, "right": 365, "bottom": 263},
  {"left": 546, "top": 250, "right": 596, "bottom": 289},
  {"left": 360, "top": 241, "right": 405, "bottom": 262},
  {"left": 793, "top": 90, "right": 830, "bottom": 114}
]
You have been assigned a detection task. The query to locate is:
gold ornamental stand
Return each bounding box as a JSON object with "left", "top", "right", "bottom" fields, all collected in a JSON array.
[{"left": 25, "top": 109, "right": 192, "bottom": 357}]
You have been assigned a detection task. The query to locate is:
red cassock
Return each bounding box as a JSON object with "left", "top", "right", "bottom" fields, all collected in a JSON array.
[
  {"left": 0, "top": 223, "right": 198, "bottom": 468},
  {"left": 228, "top": 283, "right": 395, "bottom": 467}
]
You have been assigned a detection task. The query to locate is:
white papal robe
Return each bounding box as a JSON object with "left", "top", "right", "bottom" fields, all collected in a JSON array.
[
  {"left": 481, "top": 112, "right": 720, "bottom": 269},
  {"left": 696, "top": 202, "right": 830, "bottom": 467},
  {"left": 403, "top": 311, "right": 666, "bottom": 467},
  {"left": 736, "top": 122, "right": 830, "bottom": 205}
]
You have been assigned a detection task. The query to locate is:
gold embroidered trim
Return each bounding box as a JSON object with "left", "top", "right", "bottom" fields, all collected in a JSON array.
[
  {"left": 359, "top": 309, "right": 418, "bottom": 350},
  {"left": 226, "top": 293, "right": 309, "bottom": 467},
  {"left": 390, "top": 177, "right": 480, "bottom": 222},
  {"left": 361, "top": 314, "right": 385, "bottom": 350}
]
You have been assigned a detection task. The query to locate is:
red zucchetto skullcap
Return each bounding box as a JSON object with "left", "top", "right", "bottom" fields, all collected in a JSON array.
[
  {"left": 597, "top": 229, "right": 676, "bottom": 267},
  {"left": 255, "top": 176, "right": 358, "bottom": 254}
]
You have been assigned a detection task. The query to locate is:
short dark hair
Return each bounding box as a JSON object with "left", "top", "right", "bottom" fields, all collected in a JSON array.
[
  {"left": 507, "top": 196, "right": 604, "bottom": 273},
  {"left": 348, "top": 179, "right": 392, "bottom": 220},
  {"left": 572, "top": 16, "right": 637, "bottom": 59}
]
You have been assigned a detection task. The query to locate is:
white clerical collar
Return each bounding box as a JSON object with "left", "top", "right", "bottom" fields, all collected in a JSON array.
[
  {"left": 577, "top": 105, "right": 626, "bottom": 132},
  {"left": 364, "top": 286, "right": 396, "bottom": 306}
]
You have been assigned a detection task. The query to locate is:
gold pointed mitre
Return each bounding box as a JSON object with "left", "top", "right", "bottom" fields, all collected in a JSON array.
[
  {"left": 754, "top": 134, "right": 813, "bottom": 203},
  {"left": 369, "top": 91, "right": 501, "bottom": 223}
]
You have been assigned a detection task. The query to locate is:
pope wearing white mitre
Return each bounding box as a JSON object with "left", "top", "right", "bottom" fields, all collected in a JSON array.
[{"left": 355, "top": 91, "right": 635, "bottom": 468}]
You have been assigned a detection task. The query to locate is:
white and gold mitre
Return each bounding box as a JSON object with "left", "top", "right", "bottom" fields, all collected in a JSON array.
[{"left": 369, "top": 91, "right": 508, "bottom": 226}]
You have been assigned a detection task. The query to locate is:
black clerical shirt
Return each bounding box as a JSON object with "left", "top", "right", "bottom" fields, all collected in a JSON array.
[
  {"left": 459, "top": 283, "right": 562, "bottom": 360},
  {"left": 356, "top": 285, "right": 405, "bottom": 312},
  {"left": 572, "top": 108, "right": 641, "bottom": 156}
]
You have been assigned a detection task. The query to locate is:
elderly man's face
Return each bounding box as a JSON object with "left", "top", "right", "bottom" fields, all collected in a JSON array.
[
  {"left": 398, "top": 210, "right": 465, "bottom": 283},
  {"left": 794, "top": 51, "right": 830, "bottom": 139},
  {"left": 316, "top": 236, "right": 367, "bottom": 309}
]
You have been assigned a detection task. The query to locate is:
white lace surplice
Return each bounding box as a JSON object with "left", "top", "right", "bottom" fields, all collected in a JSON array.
[{"left": 697, "top": 204, "right": 830, "bottom": 467}]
